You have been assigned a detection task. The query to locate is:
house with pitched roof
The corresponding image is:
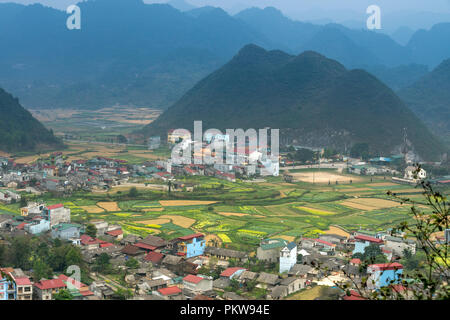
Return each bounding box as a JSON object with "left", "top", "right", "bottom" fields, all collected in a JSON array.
[
  {"left": 33, "top": 278, "right": 67, "bottom": 300},
  {"left": 353, "top": 234, "right": 384, "bottom": 255},
  {"left": 257, "top": 238, "right": 288, "bottom": 263},
  {"left": 182, "top": 274, "right": 213, "bottom": 293},
  {"left": 367, "top": 263, "right": 404, "bottom": 289},
  {"left": 172, "top": 233, "right": 205, "bottom": 258},
  {"left": 155, "top": 286, "right": 183, "bottom": 300},
  {"left": 220, "top": 267, "right": 246, "bottom": 280}
]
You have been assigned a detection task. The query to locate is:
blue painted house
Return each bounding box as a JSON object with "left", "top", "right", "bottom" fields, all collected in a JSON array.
[
  {"left": 367, "top": 263, "right": 404, "bottom": 289},
  {"left": 175, "top": 233, "right": 205, "bottom": 258},
  {"left": 0, "top": 272, "right": 16, "bottom": 300},
  {"left": 353, "top": 234, "right": 384, "bottom": 255}
]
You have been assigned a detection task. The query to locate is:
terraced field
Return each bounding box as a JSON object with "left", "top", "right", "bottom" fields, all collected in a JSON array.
[{"left": 2, "top": 169, "right": 446, "bottom": 252}]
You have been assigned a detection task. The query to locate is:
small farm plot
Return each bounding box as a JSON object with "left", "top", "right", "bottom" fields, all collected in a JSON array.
[
  {"left": 340, "top": 198, "right": 402, "bottom": 211},
  {"left": 97, "top": 201, "right": 121, "bottom": 211},
  {"left": 290, "top": 171, "right": 363, "bottom": 184},
  {"left": 159, "top": 200, "right": 217, "bottom": 207}
]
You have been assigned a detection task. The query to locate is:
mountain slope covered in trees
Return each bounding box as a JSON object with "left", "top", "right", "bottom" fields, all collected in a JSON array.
[
  {"left": 0, "top": 88, "right": 61, "bottom": 152},
  {"left": 144, "top": 45, "right": 444, "bottom": 161}
]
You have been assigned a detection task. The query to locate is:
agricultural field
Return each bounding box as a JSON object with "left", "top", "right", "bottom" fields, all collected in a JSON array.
[{"left": 2, "top": 169, "right": 447, "bottom": 253}]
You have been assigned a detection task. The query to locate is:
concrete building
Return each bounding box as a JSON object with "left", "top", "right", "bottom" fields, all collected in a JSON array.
[
  {"left": 51, "top": 223, "right": 82, "bottom": 240},
  {"left": 279, "top": 242, "right": 297, "bottom": 273},
  {"left": 257, "top": 238, "right": 288, "bottom": 263},
  {"left": 174, "top": 233, "right": 205, "bottom": 258},
  {"left": 353, "top": 234, "right": 384, "bottom": 255},
  {"left": 24, "top": 218, "right": 51, "bottom": 235},
  {"left": 43, "top": 204, "right": 71, "bottom": 227},
  {"left": 384, "top": 236, "right": 416, "bottom": 257},
  {"left": 34, "top": 279, "right": 67, "bottom": 300},
  {"left": 182, "top": 275, "right": 213, "bottom": 293},
  {"left": 21, "top": 202, "right": 45, "bottom": 217},
  {"left": 367, "top": 263, "right": 403, "bottom": 289}
]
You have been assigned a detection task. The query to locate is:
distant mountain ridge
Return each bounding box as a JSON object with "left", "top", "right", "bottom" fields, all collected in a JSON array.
[
  {"left": 143, "top": 45, "right": 444, "bottom": 161},
  {"left": 0, "top": 88, "right": 61, "bottom": 152},
  {"left": 1, "top": 1, "right": 450, "bottom": 110},
  {"left": 399, "top": 59, "right": 450, "bottom": 138}
]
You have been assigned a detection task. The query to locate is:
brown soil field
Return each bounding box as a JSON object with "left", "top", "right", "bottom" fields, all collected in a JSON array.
[
  {"left": 341, "top": 198, "right": 402, "bottom": 211},
  {"left": 97, "top": 202, "right": 121, "bottom": 211},
  {"left": 160, "top": 215, "right": 196, "bottom": 228},
  {"left": 205, "top": 234, "right": 222, "bottom": 247},
  {"left": 278, "top": 235, "right": 296, "bottom": 242},
  {"left": 390, "top": 189, "right": 423, "bottom": 193},
  {"left": 291, "top": 171, "right": 363, "bottom": 184},
  {"left": 159, "top": 200, "right": 217, "bottom": 206},
  {"left": 80, "top": 205, "right": 105, "bottom": 213},
  {"left": 325, "top": 226, "right": 351, "bottom": 238},
  {"left": 217, "top": 212, "right": 249, "bottom": 217},
  {"left": 135, "top": 218, "right": 171, "bottom": 225}
]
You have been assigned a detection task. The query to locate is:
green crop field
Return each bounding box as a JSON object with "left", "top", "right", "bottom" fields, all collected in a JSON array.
[{"left": 3, "top": 169, "right": 448, "bottom": 252}]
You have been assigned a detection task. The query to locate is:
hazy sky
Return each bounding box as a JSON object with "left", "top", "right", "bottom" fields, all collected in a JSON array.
[{"left": 2, "top": 0, "right": 450, "bottom": 30}]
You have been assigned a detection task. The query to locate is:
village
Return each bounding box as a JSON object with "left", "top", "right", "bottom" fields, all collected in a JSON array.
[{"left": 1, "top": 132, "right": 449, "bottom": 301}]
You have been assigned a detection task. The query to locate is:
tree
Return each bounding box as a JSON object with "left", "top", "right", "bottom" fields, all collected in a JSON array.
[
  {"left": 350, "top": 143, "right": 370, "bottom": 160},
  {"left": 363, "top": 244, "right": 386, "bottom": 264},
  {"left": 93, "top": 253, "right": 111, "bottom": 273},
  {"left": 19, "top": 196, "right": 27, "bottom": 207},
  {"left": 85, "top": 224, "right": 97, "bottom": 238},
  {"left": 33, "top": 259, "right": 53, "bottom": 281},
  {"left": 292, "top": 148, "right": 315, "bottom": 163},
  {"left": 10, "top": 236, "right": 32, "bottom": 269},
  {"left": 0, "top": 244, "right": 5, "bottom": 265},
  {"left": 53, "top": 289, "right": 74, "bottom": 300},
  {"left": 128, "top": 187, "right": 139, "bottom": 198},
  {"left": 125, "top": 258, "right": 139, "bottom": 269},
  {"left": 340, "top": 169, "right": 449, "bottom": 300}
]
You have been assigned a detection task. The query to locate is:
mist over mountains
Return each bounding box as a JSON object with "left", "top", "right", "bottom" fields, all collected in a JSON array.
[{"left": 1, "top": 0, "right": 450, "bottom": 111}]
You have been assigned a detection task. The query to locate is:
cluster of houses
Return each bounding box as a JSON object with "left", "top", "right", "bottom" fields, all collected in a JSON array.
[{"left": 1, "top": 209, "right": 447, "bottom": 300}]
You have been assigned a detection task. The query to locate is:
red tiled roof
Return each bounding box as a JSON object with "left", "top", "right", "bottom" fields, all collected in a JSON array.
[
  {"left": 80, "top": 290, "right": 94, "bottom": 296},
  {"left": 47, "top": 204, "right": 64, "bottom": 210},
  {"left": 106, "top": 229, "right": 123, "bottom": 236},
  {"left": 314, "top": 239, "right": 336, "bottom": 247},
  {"left": 135, "top": 242, "right": 157, "bottom": 251},
  {"left": 183, "top": 274, "right": 203, "bottom": 284},
  {"left": 100, "top": 243, "right": 113, "bottom": 248},
  {"left": 17, "top": 222, "right": 28, "bottom": 230},
  {"left": 158, "top": 286, "right": 181, "bottom": 296},
  {"left": 368, "top": 262, "right": 403, "bottom": 271},
  {"left": 58, "top": 274, "right": 86, "bottom": 289},
  {"left": 343, "top": 290, "right": 366, "bottom": 300},
  {"left": 220, "top": 267, "right": 246, "bottom": 277},
  {"left": 354, "top": 234, "right": 383, "bottom": 244},
  {"left": 15, "top": 277, "right": 32, "bottom": 286},
  {"left": 177, "top": 233, "right": 204, "bottom": 241},
  {"left": 350, "top": 258, "right": 361, "bottom": 264},
  {"left": 144, "top": 251, "right": 164, "bottom": 263},
  {"left": 34, "top": 279, "right": 66, "bottom": 290}
]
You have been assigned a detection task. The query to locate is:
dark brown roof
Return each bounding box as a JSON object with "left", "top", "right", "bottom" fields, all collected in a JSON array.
[
  {"left": 140, "top": 235, "right": 169, "bottom": 248},
  {"left": 121, "top": 244, "right": 140, "bottom": 255}
]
